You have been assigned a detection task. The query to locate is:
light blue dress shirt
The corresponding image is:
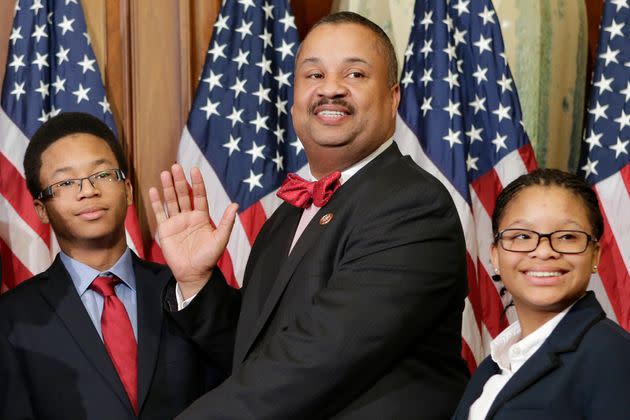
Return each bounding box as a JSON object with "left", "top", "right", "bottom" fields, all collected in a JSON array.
[{"left": 60, "top": 248, "right": 138, "bottom": 341}]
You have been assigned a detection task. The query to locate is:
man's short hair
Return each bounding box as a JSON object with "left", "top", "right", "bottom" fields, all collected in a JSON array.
[
  {"left": 306, "top": 11, "right": 399, "bottom": 87},
  {"left": 23, "top": 112, "right": 127, "bottom": 198}
]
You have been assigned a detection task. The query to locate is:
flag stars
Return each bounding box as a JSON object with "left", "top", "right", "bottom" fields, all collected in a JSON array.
[
  {"left": 420, "top": 10, "right": 433, "bottom": 31},
  {"left": 609, "top": 137, "right": 629, "bottom": 158},
  {"left": 443, "top": 99, "right": 461, "bottom": 118},
  {"left": 404, "top": 42, "right": 414, "bottom": 61},
  {"left": 473, "top": 34, "right": 492, "bottom": 54},
  {"left": 604, "top": 18, "right": 625, "bottom": 40},
  {"left": 229, "top": 77, "right": 247, "bottom": 98},
  {"left": 208, "top": 42, "right": 227, "bottom": 61},
  {"left": 453, "top": 0, "right": 470, "bottom": 16},
  {"left": 275, "top": 97, "right": 288, "bottom": 115},
  {"left": 83, "top": 31, "right": 91, "bottom": 45},
  {"left": 588, "top": 101, "right": 609, "bottom": 121},
  {"left": 37, "top": 109, "right": 50, "bottom": 123},
  {"left": 581, "top": 158, "right": 599, "bottom": 178},
  {"left": 242, "top": 170, "right": 263, "bottom": 191},
  {"left": 272, "top": 151, "right": 284, "bottom": 171},
  {"left": 30, "top": 0, "right": 44, "bottom": 15},
  {"left": 200, "top": 98, "right": 220, "bottom": 119},
  {"left": 246, "top": 141, "right": 266, "bottom": 163},
  {"left": 420, "top": 97, "right": 433, "bottom": 116},
  {"left": 401, "top": 71, "right": 414, "bottom": 88},
  {"left": 443, "top": 69, "right": 460, "bottom": 89},
  {"left": 223, "top": 135, "right": 241, "bottom": 156},
  {"left": 614, "top": 109, "right": 630, "bottom": 130},
  {"left": 256, "top": 55, "right": 273, "bottom": 75},
  {"left": 599, "top": 46, "right": 620, "bottom": 66},
  {"left": 98, "top": 97, "right": 112, "bottom": 114},
  {"left": 203, "top": 70, "right": 223, "bottom": 91},
  {"left": 10, "top": 81, "right": 26, "bottom": 101},
  {"left": 274, "top": 69, "right": 291, "bottom": 88},
  {"left": 420, "top": 68, "right": 433, "bottom": 86},
  {"left": 584, "top": 130, "right": 603, "bottom": 151},
  {"left": 279, "top": 11, "right": 297, "bottom": 31},
  {"left": 259, "top": 29, "right": 273, "bottom": 49},
  {"left": 250, "top": 112, "right": 269, "bottom": 133},
  {"left": 497, "top": 74, "right": 513, "bottom": 93},
  {"left": 593, "top": 74, "right": 614, "bottom": 95},
  {"left": 469, "top": 94, "right": 487, "bottom": 114},
  {"left": 226, "top": 107, "right": 244, "bottom": 127},
  {"left": 238, "top": 0, "right": 255, "bottom": 12},
  {"left": 466, "top": 125, "right": 483, "bottom": 143},
  {"left": 491, "top": 133, "right": 508, "bottom": 152},
  {"left": 235, "top": 20, "right": 253, "bottom": 40},
  {"left": 443, "top": 43, "right": 457, "bottom": 61},
  {"left": 611, "top": 0, "right": 629, "bottom": 12},
  {"left": 56, "top": 45, "right": 70, "bottom": 64},
  {"left": 443, "top": 14, "right": 454, "bottom": 32},
  {"left": 420, "top": 39, "right": 433, "bottom": 59},
  {"left": 479, "top": 5, "right": 496, "bottom": 25},
  {"left": 493, "top": 103, "right": 512, "bottom": 122},
  {"left": 31, "top": 24, "right": 48, "bottom": 43},
  {"left": 232, "top": 49, "right": 250, "bottom": 70},
  {"left": 253, "top": 83, "right": 272, "bottom": 105},
  {"left": 214, "top": 14, "right": 229, "bottom": 34},
  {"left": 78, "top": 54, "right": 96, "bottom": 73},
  {"left": 275, "top": 39, "right": 295, "bottom": 60},
  {"left": 72, "top": 83, "right": 91, "bottom": 103},
  {"left": 274, "top": 125, "right": 286, "bottom": 143},
  {"left": 52, "top": 76, "right": 66, "bottom": 93},
  {"left": 466, "top": 154, "right": 479, "bottom": 171},
  {"left": 8, "top": 54, "right": 25, "bottom": 72},
  {"left": 32, "top": 52, "right": 49, "bottom": 70},
  {"left": 291, "top": 138, "right": 304, "bottom": 155},
  {"left": 9, "top": 27, "right": 23, "bottom": 45},
  {"left": 620, "top": 81, "right": 630, "bottom": 102},
  {"left": 57, "top": 15, "right": 75, "bottom": 35},
  {"left": 262, "top": 3, "right": 275, "bottom": 19},
  {"left": 443, "top": 128, "right": 462, "bottom": 148},
  {"left": 453, "top": 28, "right": 467, "bottom": 46},
  {"left": 35, "top": 80, "right": 50, "bottom": 99}
]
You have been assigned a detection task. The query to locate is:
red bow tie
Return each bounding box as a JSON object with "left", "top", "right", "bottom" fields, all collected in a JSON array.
[{"left": 276, "top": 171, "right": 341, "bottom": 208}]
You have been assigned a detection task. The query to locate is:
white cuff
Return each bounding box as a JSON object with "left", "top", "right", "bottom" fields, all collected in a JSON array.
[{"left": 175, "top": 283, "right": 198, "bottom": 310}]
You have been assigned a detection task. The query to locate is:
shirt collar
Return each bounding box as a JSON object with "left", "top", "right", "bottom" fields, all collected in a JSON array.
[
  {"left": 306, "top": 138, "right": 393, "bottom": 184},
  {"left": 490, "top": 302, "right": 575, "bottom": 372},
  {"left": 60, "top": 248, "right": 136, "bottom": 296}
]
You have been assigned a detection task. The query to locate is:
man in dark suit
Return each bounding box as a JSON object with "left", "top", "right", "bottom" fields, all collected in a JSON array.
[
  {"left": 0, "top": 112, "right": 229, "bottom": 419},
  {"left": 151, "top": 12, "right": 470, "bottom": 419}
]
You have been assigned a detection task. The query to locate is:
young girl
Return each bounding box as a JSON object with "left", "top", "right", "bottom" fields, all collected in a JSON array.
[{"left": 453, "top": 168, "right": 630, "bottom": 419}]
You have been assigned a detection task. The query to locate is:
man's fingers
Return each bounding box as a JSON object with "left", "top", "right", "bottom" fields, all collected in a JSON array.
[
  {"left": 172, "top": 164, "right": 192, "bottom": 212},
  {"left": 161, "top": 170, "right": 181, "bottom": 217},
  {"left": 149, "top": 187, "right": 167, "bottom": 225},
  {"left": 216, "top": 203, "right": 239, "bottom": 245},
  {"left": 190, "top": 167, "right": 209, "bottom": 213}
]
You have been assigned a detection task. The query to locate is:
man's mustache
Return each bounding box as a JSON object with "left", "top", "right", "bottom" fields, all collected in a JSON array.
[{"left": 308, "top": 98, "right": 355, "bottom": 115}]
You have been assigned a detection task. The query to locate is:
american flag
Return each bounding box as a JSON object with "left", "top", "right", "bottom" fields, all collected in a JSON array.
[
  {"left": 0, "top": 0, "right": 144, "bottom": 291},
  {"left": 578, "top": 0, "right": 630, "bottom": 331},
  {"left": 177, "top": 0, "right": 306, "bottom": 287},
  {"left": 394, "top": 0, "right": 537, "bottom": 370}
]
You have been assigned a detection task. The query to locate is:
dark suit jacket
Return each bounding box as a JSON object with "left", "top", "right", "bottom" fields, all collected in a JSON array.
[
  {"left": 0, "top": 253, "right": 227, "bottom": 420},
  {"left": 452, "top": 291, "right": 630, "bottom": 420},
  {"left": 170, "top": 143, "right": 470, "bottom": 419}
]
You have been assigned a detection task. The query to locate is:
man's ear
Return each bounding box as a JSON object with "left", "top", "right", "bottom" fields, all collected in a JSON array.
[
  {"left": 125, "top": 179, "right": 133, "bottom": 206},
  {"left": 34, "top": 199, "right": 50, "bottom": 224}
]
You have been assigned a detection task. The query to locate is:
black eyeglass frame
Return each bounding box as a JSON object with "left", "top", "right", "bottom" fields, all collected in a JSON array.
[
  {"left": 494, "top": 228, "right": 598, "bottom": 254},
  {"left": 37, "top": 168, "right": 126, "bottom": 200}
]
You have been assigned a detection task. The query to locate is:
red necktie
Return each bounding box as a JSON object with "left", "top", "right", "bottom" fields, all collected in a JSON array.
[
  {"left": 276, "top": 171, "right": 341, "bottom": 208},
  {"left": 90, "top": 275, "right": 138, "bottom": 414}
]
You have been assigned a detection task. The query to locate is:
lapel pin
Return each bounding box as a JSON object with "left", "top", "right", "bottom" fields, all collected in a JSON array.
[{"left": 319, "top": 212, "right": 333, "bottom": 225}]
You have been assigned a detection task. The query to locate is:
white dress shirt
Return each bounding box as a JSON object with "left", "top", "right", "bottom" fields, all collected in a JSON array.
[{"left": 468, "top": 303, "right": 576, "bottom": 420}]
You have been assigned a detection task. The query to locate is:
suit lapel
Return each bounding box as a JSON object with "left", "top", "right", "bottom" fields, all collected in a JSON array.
[
  {"left": 38, "top": 256, "right": 131, "bottom": 411},
  {"left": 486, "top": 292, "right": 605, "bottom": 418},
  {"left": 133, "top": 254, "right": 168, "bottom": 412},
  {"left": 235, "top": 143, "right": 404, "bottom": 364}
]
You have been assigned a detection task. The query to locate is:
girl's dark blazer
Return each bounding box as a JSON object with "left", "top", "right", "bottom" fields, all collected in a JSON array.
[{"left": 453, "top": 291, "right": 630, "bottom": 420}]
